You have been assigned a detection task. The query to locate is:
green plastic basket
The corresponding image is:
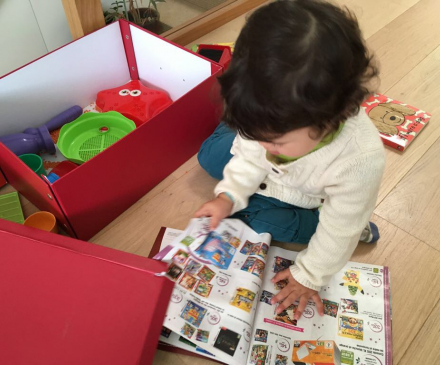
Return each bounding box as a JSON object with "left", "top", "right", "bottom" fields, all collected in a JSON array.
[
  {"left": 57, "top": 111, "right": 136, "bottom": 164},
  {"left": 0, "top": 191, "right": 25, "bottom": 224}
]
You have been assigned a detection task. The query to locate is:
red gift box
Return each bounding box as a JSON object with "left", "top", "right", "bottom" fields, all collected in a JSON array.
[{"left": 0, "top": 218, "right": 174, "bottom": 364}]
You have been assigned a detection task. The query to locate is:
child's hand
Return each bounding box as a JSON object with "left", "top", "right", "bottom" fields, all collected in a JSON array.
[
  {"left": 270, "top": 268, "right": 324, "bottom": 320},
  {"left": 195, "top": 193, "right": 234, "bottom": 230}
]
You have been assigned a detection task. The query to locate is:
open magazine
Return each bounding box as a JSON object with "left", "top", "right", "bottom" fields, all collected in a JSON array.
[{"left": 153, "top": 218, "right": 392, "bottom": 365}]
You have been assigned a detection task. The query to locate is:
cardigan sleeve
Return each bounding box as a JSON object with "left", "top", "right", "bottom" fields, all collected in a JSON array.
[
  {"left": 290, "top": 149, "right": 385, "bottom": 291},
  {"left": 214, "top": 136, "right": 269, "bottom": 214}
]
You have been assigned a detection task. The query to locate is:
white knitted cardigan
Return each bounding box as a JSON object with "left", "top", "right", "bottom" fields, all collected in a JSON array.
[{"left": 214, "top": 110, "right": 386, "bottom": 290}]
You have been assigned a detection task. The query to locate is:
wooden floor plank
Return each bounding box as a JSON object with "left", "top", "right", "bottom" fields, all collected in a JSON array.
[
  {"left": 398, "top": 299, "right": 440, "bottom": 365},
  {"left": 375, "top": 137, "right": 440, "bottom": 251},
  {"left": 351, "top": 215, "right": 440, "bottom": 364},
  {"left": 374, "top": 43, "right": 440, "bottom": 204},
  {"left": 336, "top": 0, "right": 420, "bottom": 39},
  {"left": 367, "top": 0, "right": 440, "bottom": 93},
  {"left": 153, "top": 348, "right": 186, "bottom": 364}
]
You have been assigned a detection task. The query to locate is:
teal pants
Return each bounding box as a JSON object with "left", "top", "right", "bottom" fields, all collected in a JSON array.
[{"left": 198, "top": 123, "right": 319, "bottom": 243}]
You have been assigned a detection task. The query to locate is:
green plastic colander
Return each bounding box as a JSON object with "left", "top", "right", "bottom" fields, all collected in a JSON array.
[{"left": 57, "top": 111, "right": 136, "bottom": 164}]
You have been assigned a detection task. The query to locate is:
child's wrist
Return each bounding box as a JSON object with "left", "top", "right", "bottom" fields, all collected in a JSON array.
[
  {"left": 218, "top": 192, "right": 235, "bottom": 205},
  {"left": 221, "top": 192, "right": 235, "bottom": 203}
]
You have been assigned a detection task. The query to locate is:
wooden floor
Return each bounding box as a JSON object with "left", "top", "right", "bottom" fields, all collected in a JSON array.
[{"left": 2, "top": 1, "right": 439, "bottom": 364}]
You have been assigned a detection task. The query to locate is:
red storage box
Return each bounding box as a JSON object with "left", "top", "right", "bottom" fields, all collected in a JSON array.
[
  {"left": 0, "top": 218, "right": 174, "bottom": 365},
  {"left": 0, "top": 20, "right": 224, "bottom": 240}
]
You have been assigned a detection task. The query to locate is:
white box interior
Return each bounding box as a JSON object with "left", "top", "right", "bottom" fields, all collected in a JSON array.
[
  {"left": 130, "top": 25, "right": 212, "bottom": 101},
  {"left": 0, "top": 22, "right": 213, "bottom": 137}
]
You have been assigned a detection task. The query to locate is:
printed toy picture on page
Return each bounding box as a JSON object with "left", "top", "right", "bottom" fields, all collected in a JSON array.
[
  {"left": 275, "top": 354, "right": 288, "bottom": 365},
  {"left": 251, "top": 259, "right": 265, "bottom": 279},
  {"left": 194, "top": 231, "right": 236, "bottom": 269},
  {"left": 250, "top": 244, "right": 261, "bottom": 256},
  {"left": 181, "top": 323, "right": 196, "bottom": 338},
  {"left": 274, "top": 279, "right": 288, "bottom": 290},
  {"left": 194, "top": 280, "right": 213, "bottom": 298},
  {"left": 338, "top": 315, "right": 364, "bottom": 341},
  {"left": 213, "top": 327, "right": 242, "bottom": 356},
  {"left": 172, "top": 249, "right": 189, "bottom": 266},
  {"left": 180, "top": 300, "right": 207, "bottom": 328},
  {"left": 322, "top": 299, "right": 339, "bottom": 318},
  {"left": 260, "top": 290, "right": 275, "bottom": 305},
  {"left": 340, "top": 270, "right": 364, "bottom": 296},
  {"left": 257, "top": 243, "right": 269, "bottom": 260},
  {"left": 274, "top": 303, "right": 298, "bottom": 326},
  {"left": 179, "top": 272, "right": 198, "bottom": 290},
  {"left": 166, "top": 263, "right": 183, "bottom": 281},
  {"left": 239, "top": 240, "right": 256, "bottom": 255},
  {"left": 230, "top": 287, "right": 256, "bottom": 313},
  {"left": 196, "top": 329, "right": 210, "bottom": 343},
  {"left": 241, "top": 257, "right": 256, "bottom": 272},
  {"left": 340, "top": 298, "right": 359, "bottom": 314},
  {"left": 254, "top": 328, "right": 268, "bottom": 343},
  {"left": 273, "top": 256, "right": 294, "bottom": 273},
  {"left": 220, "top": 229, "right": 241, "bottom": 248},
  {"left": 240, "top": 257, "right": 266, "bottom": 279},
  {"left": 180, "top": 235, "right": 195, "bottom": 246},
  {"left": 161, "top": 326, "right": 172, "bottom": 338},
  {"left": 250, "top": 344, "right": 269, "bottom": 365},
  {"left": 184, "top": 258, "right": 202, "bottom": 275},
  {"left": 197, "top": 266, "right": 216, "bottom": 282}
]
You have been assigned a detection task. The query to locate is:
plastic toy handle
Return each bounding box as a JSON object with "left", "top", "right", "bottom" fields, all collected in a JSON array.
[{"left": 45, "top": 105, "right": 83, "bottom": 132}]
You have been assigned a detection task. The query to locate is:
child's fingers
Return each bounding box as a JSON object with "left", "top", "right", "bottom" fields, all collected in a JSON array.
[
  {"left": 271, "top": 269, "right": 290, "bottom": 283},
  {"left": 275, "top": 292, "right": 298, "bottom": 314},
  {"left": 194, "top": 206, "right": 211, "bottom": 218},
  {"left": 209, "top": 215, "right": 221, "bottom": 230},
  {"left": 270, "top": 288, "right": 287, "bottom": 305},
  {"left": 311, "top": 293, "right": 324, "bottom": 316},
  {"left": 270, "top": 284, "right": 297, "bottom": 306},
  {"left": 294, "top": 295, "right": 309, "bottom": 320}
]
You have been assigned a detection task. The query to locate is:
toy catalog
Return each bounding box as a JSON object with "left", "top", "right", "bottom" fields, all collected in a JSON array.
[{"left": 154, "top": 218, "right": 392, "bottom": 365}]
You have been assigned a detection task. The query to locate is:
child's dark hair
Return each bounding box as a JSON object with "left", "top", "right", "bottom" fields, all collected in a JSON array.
[{"left": 219, "top": 0, "right": 378, "bottom": 141}]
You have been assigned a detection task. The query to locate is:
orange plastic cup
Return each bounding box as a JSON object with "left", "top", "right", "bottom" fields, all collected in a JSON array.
[{"left": 24, "top": 211, "right": 58, "bottom": 233}]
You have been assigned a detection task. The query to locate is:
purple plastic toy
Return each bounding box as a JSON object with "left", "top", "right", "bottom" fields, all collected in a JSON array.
[{"left": 0, "top": 106, "right": 83, "bottom": 156}]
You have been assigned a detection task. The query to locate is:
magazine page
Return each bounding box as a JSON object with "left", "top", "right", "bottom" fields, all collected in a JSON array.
[
  {"left": 154, "top": 218, "right": 272, "bottom": 365},
  {"left": 159, "top": 328, "right": 217, "bottom": 360},
  {"left": 247, "top": 246, "right": 392, "bottom": 365},
  {"left": 158, "top": 228, "right": 219, "bottom": 359}
]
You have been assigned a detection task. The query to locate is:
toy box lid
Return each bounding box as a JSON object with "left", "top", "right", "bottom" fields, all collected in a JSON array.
[{"left": 0, "top": 219, "right": 174, "bottom": 365}]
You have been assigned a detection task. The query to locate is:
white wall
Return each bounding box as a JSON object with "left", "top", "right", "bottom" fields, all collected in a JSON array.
[
  {"left": 29, "top": 0, "right": 72, "bottom": 52},
  {"left": 0, "top": 0, "right": 72, "bottom": 77}
]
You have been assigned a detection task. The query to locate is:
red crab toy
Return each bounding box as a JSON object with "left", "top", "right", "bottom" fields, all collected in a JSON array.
[{"left": 96, "top": 80, "right": 172, "bottom": 127}]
